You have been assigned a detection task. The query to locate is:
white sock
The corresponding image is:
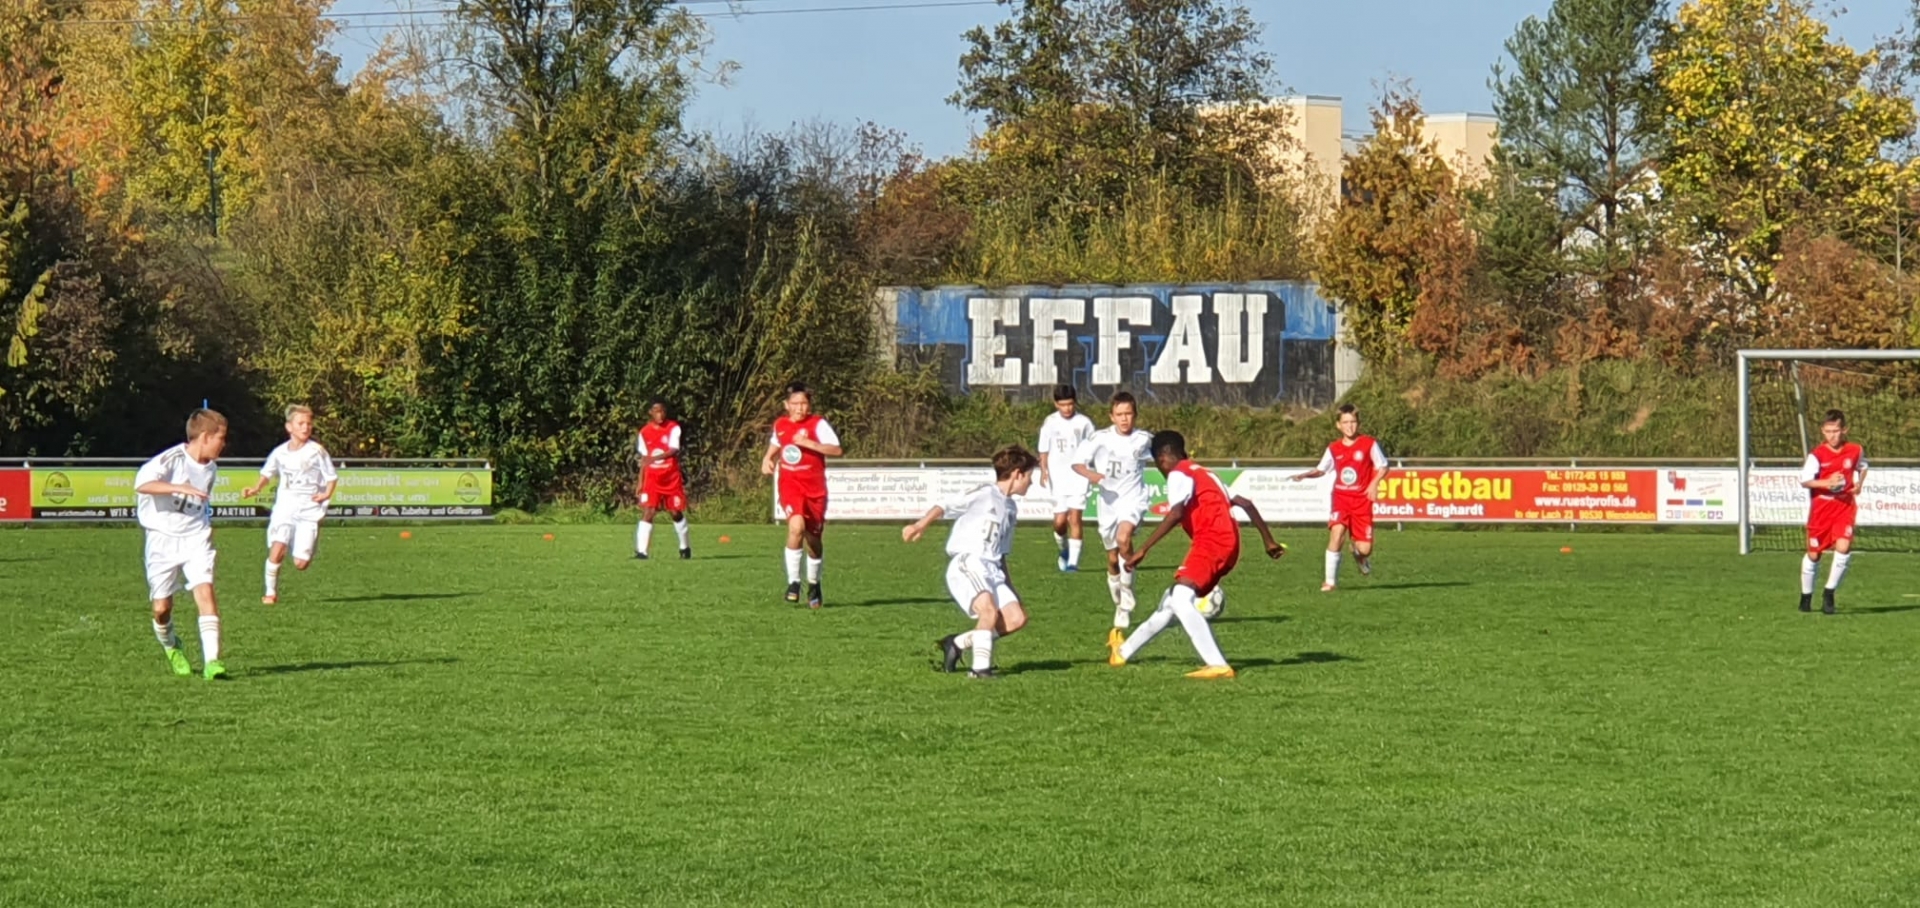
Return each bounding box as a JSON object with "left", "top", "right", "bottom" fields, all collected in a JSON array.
[
  {"left": 1168, "top": 586, "right": 1229, "bottom": 667},
  {"left": 153, "top": 619, "right": 178, "bottom": 649},
  {"left": 1801, "top": 556, "right": 1818, "bottom": 595},
  {"left": 673, "top": 518, "right": 690, "bottom": 550},
  {"left": 1325, "top": 550, "right": 1341, "bottom": 586},
  {"left": 636, "top": 520, "right": 653, "bottom": 555},
  {"left": 1826, "top": 553, "right": 1852, "bottom": 591},
  {"left": 1118, "top": 567, "right": 1136, "bottom": 616},
  {"left": 1067, "top": 538, "right": 1083, "bottom": 565},
  {"left": 1120, "top": 591, "right": 1177, "bottom": 661},
  {"left": 784, "top": 547, "right": 803, "bottom": 584},
  {"left": 264, "top": 560, "right": 280, "bottom": 595},
  {"left": 1106, "top": 572, "right": 1124, "bottom": 605},
  {"left": 806, "top": 556, "right": 823, "bottom": 584},
  {"left": 972, "top": 630, "right": 996, "bottom": 672},
  {"left": 1053, "top": 531, "right": 1067, "bottom": 553},
  {"left": 197, "top": 615, "right": 221, "bottom": 663}
]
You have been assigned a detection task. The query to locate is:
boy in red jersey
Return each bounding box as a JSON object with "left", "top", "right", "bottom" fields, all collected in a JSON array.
[
  {"left": 1799, "top": 409, "right": 1867, "bottom": 614},
  {"left": 1289, "top": 403, "right": 1388, "bottom": 591},
  {"left": 635, "top": 399, "right": 692, "bottom": 560},
  {"left": 760, "top": 382, "right": 844, "bottom": 608},
  {"left": 1114, "top": 430, "right": 1286, "bottom": 679}
]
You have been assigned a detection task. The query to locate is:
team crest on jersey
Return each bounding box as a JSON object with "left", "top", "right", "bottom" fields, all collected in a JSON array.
[
  {"left": 1339, "top": 466, "right": 1358, "bottom": 485},
  {"left": 781, "top": 444, "right": 803, "bottom": 465}
]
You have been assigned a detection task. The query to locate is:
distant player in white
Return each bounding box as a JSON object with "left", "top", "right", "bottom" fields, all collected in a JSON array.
[
  {"left": 241, "top": 404, "right": 339, "bottom": 604},
  {"left": 1037, "top": 384, "right": 1096, "bottom": 572},
  {"left": 1072, "top": 391, "right": 1155, "bottom": 646},
  {"left": 135, "top": 408, "right": 230, "bottom": 680},
  {"left": 902, "top": 444, "right": 1039, "bottom": 679}
]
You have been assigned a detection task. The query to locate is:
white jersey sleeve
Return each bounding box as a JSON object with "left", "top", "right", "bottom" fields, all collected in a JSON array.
[
  {"left": 665, "top": 425, "right": 683, "bottom": 454},
  {"left": 1369, "top": 442, "right": 1389, "bottom": 470},
  {"left": 814, "top": 419, "right": 840, "bottom": 448},
  {"left": 1164, "top": 469, "right": 1195, "bottom": 507},
  {"left": 314, "top": 445, "right": 339, "bottom": 487},
  {"left": 1800, "top": 454, "right": 1820, "bottom": 483},
  {"left": 136, "top": 444, "right": 216, "bottom": 537},
  {"left": 1316, "top": 448, "right": 1336, "bottom": 473},
  {"left": 259, "top": 443, "right": 284, "bottom": 480}
]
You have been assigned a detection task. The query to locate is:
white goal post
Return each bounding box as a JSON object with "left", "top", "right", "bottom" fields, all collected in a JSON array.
[{"left": 1737, "top": 349, "right": 1920, "bottom": 554}]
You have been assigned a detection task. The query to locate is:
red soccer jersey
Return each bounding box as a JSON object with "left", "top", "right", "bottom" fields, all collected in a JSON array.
[
  {"left": 1319, "top": 436, "right": 1387, "bottom": 505},
  {"left": 772, "top": 414, "right": 838, "bottom": 497},
  {"left": 1167, "top": 460, "right": 1240, "bottom": 554},
  {"left": 1804, "top": 442, "right": 1867, "bottom": 506},
  {"left": 639, "top": 421, "right": 684, "bottom": 488}
]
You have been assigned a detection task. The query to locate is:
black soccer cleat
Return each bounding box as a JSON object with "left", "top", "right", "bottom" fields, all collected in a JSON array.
[
  {"left": 936, "top": 635, "right": 962, "bottom": 673},
  {"left": 807, "top": 583, "right": 823, "bottom": 610},
  {"left": 1823, "top": 590, "right": 1836, "bottom": 615},
  {"left": 967, "top": 668, "right": 998, "bottom": 680},
  {"left": 785, "top": 581, "right": 802, "bottom": 603},
  {"left": 679, "top": 547, "right": 692, "bottom": 560},
  {"left": 1799, "top": 593, "right": 1813, "bottom": 613},
  {"left": 634, "top": 551, "right": 650, "bottom": 561}
]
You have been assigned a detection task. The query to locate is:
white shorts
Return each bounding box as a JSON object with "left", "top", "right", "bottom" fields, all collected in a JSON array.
[
  {"left": 1097, "top": 492, "right": 1150, "bottom": 550},
  {"left": 944, "top": 555, "right": 1020, "bottom": 619},
  {"left": 1046, "top": 468, "right": 1089, "bottom": 514},
  {"left": 145, "top": 532, "right": 216, "bottom": 601},
  {"left": 267, "top": 514, "right": 322, "bottom": 562}
]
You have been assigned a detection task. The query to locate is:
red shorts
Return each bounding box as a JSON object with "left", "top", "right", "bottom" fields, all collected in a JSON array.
[
  {"left": 777, "top": 487, "right": 828, "bottom": 535},
  {"left": 1806, "top": 498, "right": 1857, "bottom": 556},
  {"left": 1331, "top": 496, "right": 1374, "bottom": 544},
  {"left": 640, "top": 473, "right": 686, "bottom": 512},
  {"left": 1175, "top": 544, "right": 1240, "bottom": 597}
]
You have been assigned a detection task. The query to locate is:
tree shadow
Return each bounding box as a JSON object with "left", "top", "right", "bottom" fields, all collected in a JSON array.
[
  {"left": 1212, "top": 614, "right": 1290, "bottom": 625},
  {"left": 834, "top": 597, "right": 951, "bottom": 608},
  {"left": 1346, "top": 581, "right": 1472, "bottom": 592},
  {"left": 0, "top": 556, "right": 49, "bottom": 564},
  {"left": 321, "top": 592, "right": 479, "bottom": 603},
  {"left": 1236, "top": 651, "right": 1361, "bottom": 670},
  {"left": 250, "top": 657, "right": 460, "bottom": 676},
  {"left": 1846, "top": 604, "right": 1920, "bottom": 616}
]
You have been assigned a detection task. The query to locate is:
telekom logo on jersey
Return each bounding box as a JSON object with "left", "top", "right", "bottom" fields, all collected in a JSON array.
[{"left": 965, "top": 294, "right": 1270, "bottom": 386}]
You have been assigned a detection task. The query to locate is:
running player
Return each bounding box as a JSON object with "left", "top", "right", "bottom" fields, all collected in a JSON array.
[
  {"left": 1289, "top": 403, "right": 1387, "bottom": 591},
  {"left": 761, "top": 382, "right": 843, "bottom": 608},
  {"left": 1037, "top": 384, "right": 1095, "bottom": 572},
  {"left": 1799, "top": 409, "right": 1867, "bottom": 614},
  {"left": 1072, "top": 392, "right": 1154, "bottom": 644},
  {"left": 1113, "top": 430, "right": 1286, "bottom": 678},
  {"left": 635, "top": 399, "right": 692, "bottom": 560},
  {"left": 902, "top": 444, "right": 1039, "bottom": 679},
  {"left": 241, "top": 404, "right": 337, "bottom": 604},
  {"left": 135, "top": 408, "right": 230, "bottom": 680}
]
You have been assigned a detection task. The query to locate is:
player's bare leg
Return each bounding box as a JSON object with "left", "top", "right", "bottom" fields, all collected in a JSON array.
[
  {"left": 1322, "top": 525, "right": 1349, "bottom": 591},
  {"left": 152, "top": 595, "right": 192, "bottom": 676},
  {"left": 803, "top": 527, "right": 826, "bottom": 609},
  {"left": 1824, "top": 539, "right": 1852, "bottom": 614},
  {"left": 636, "top": 504, "right": 659, "bottom": 559},
  {"left": 1353, "top": 538, "right": 1374, "bottom": 577},
  {"left": 781, "top": 514, "right": 807, "bottom": 602},
  {"left": 263, "top": 541, "right": 288, "bottom": 604},
  {"left": 1106, "top": 522, "right": 1140, "bottom": 645},
  {"left": 191, "top": 582, "right": 226, "bottom": 680},
  {"left": 668, "top": 509, "right": 691, "bottom": 559}
]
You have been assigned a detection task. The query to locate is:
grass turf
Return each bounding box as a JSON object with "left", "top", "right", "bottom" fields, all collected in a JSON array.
[{"left": 4, "top": 524, "right": 1920, "bottom": 906}]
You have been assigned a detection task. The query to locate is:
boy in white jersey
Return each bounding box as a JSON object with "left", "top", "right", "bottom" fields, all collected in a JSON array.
[
  {"left": 1072, "top": 392, "right": 1154, "bottom": 647},
  {"left": 242, "top": 404, "right": 338, "bottom": 604},
  {"left": 902, "top": 444, "right": 1039, "bottom": 680},
  {"left": 134, "top": 409, "right": 230, "bottom": 680},
  {"left": 1037, "top": 385, "right": 1095, "bottom": 572}
]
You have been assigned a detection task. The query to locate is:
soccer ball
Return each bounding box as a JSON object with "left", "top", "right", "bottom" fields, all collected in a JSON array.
[{"left": 1195, "top": 586, "right": 1227, "bottom": 620}]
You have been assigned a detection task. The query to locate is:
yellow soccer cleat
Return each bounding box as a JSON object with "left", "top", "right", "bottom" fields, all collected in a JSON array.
[
  {"left": 261, "top": 595, "right": 278, "bottom": 605},
  {"left": 1185, "top": 664, "right": 1236, "bottom": 680},
  {"left": 1106, "top": 627, "right": 1124, "bottom": 648},
  {"left": 1107, "top": 634, "right": 1127, "bottom": 668}
]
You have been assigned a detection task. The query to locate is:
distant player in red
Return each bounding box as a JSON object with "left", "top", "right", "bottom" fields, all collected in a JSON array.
[
  {"left": 761, "top": 382, "right": 843, "bottom": 608},
  {"left": 1799, "top": 409, "right": 1867, "bottom": 614},
  {"left": 1290, "top": 403, "right": 1388, "bottom": 591},
  {"left": 1114, "top": 431, "right": 1286, "bottom": 679},
  {"left": 635, "top": 398, "right": 691, "bottom": 560}
]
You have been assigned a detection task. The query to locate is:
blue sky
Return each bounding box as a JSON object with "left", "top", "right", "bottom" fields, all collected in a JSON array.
[{"left": 326, "top": 0, "right": 1912, "bottom": 159}]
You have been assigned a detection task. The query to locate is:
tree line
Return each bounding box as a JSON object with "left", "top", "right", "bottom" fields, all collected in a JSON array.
[{"left": 1, "top": 0, "right": 1916, "bottom": 508}]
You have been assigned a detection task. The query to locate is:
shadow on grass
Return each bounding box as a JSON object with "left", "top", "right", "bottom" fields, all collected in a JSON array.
[
  {"left": 1212, "top": 614, "right": 1290, "bottom": 625},
  {"left": 833, "top": 597, "right": 951, "bottom": 608},
  {"left": 1846, "top": 604, "right": 1920, "bottom": 616},
  {"left": 1346, "top": 581, "right": 1472, "bottom": 592},
  {"left": 321, "top": 592, "right": 479, "bottom": 604},
  {"left": 1236, "top": 651, "right": 1361, "bottom": 670},
  {"left": 1002, "top": 659, "right": 1079, "bottom": 674},
  {"left": 250, "top": 657, "right": 460, "bottom": 676}
]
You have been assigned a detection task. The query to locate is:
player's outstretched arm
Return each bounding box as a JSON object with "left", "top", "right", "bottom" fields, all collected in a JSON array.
[
  {"left": 137, "top": 481, "right": 206, "bottom": 499},
  {"left": 760, "top": 441, "right": 779, "bottom": 476},
  {"left": 240, "top": 477, "right": 270, "bottom": 499},
  {"left": 1125, "top": 502, "right": 1186, "bottom": 570},
  {"left": 1072, "top": 463, "right": 1103, "bottom": 485},
  {"left": 1289, "top": 468, "right": 1325, "bottom": 482},
  {"left": 1232, "top": 495, "right": 1287, "bottom": 559},
  {"left": 901, "top": 506, "right": 946, "bottom": 543},
  {"left": 314, "top": 479, "right": 338, "bottom": 504}
]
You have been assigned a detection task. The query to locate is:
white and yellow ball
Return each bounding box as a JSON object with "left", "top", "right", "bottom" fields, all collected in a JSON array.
[{"left": 1195, "top": 585, "right": 1227, "bottom": 620}]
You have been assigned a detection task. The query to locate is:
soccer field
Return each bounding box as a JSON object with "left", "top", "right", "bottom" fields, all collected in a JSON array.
[{"left": 6, "top": 524, "right": 1920, "bottom": 906}]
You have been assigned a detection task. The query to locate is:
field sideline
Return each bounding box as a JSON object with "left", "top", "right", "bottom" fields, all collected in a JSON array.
[{"left": 5, "top": 524, "right": 1920, "bottom": 906}]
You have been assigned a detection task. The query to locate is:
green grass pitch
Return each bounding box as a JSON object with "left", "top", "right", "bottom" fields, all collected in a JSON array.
[{"left": 5, "top": 523, "right": 1920, "bottom": 906}]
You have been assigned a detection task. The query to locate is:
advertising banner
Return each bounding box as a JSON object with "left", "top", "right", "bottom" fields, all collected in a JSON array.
[
  {"left": 1369, "top": 467, "right": 1659, "bottom": 523},
  {"left": 24, "top": 466, "right": 492, "bottom": 520},
  {"left": 0, "top": 469, "right": 28, "bottom": 520}
]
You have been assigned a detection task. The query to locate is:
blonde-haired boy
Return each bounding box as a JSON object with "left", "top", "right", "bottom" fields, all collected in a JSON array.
[
  {"left": 134, "top": 409, "right": 230, "bottom": 680},
  {"left": 241, "top": 405, "right": 338, "bottom": 604}
]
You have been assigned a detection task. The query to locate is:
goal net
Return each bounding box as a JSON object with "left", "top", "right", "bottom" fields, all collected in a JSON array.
[{"left": 1738, "top": 350, "right": 1920, "bottom": 553}]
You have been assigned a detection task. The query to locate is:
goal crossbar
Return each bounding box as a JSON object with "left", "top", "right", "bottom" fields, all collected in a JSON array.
[{"left": 1737, "top": 349, "right": 1920, "bottom": 554}]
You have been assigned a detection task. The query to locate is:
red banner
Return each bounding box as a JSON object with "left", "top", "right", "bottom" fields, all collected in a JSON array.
[
  {"left": 1372, "top": 468, "right": 1659, "bottom": 523},
  {"left": 0, "top": 469, "right": 27, "bottom": 520}
]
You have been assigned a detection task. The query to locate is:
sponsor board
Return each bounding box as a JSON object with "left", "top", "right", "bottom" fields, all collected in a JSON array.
[
  {"left": 22, "top": 466, "right": 492, "bottom": 520},
  {"left": 0, "top": 469, "right": 28, "bottom": 520}
]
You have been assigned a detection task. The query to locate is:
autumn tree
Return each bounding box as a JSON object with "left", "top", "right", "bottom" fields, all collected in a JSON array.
[{"left": 1653, "top": 0, "right": 1917, "bottom": 317}]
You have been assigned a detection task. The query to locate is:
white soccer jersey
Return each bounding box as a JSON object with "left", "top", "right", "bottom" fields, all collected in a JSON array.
[
  {"left": 261, "top": 441, "right": 338, "bottom": 522},
  {"left": 942, "top": 483, "right": 1018, "bottom": 561},
  {"left": 1037, "top": 412, "right": 1096, "bottom": 467},
  {"left": 135, "top": 444, "right": 218, "bottom": 539},
  {"left": 1075, "top": 427, "right": 1154, "bottom": 501}
]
